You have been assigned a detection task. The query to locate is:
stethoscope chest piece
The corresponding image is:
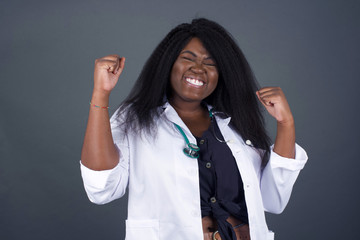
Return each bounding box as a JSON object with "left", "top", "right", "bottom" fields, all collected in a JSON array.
[
  {"left": 174, "top": 123, "right": 200, "bottom": 159},
  {"left": 174, "top": 107, "right": 215, "bottom": 159},
  {"left": 183, "top": 143, "right": 200, "bottom": 158}
]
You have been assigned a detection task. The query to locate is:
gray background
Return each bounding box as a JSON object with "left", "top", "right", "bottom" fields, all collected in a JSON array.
[{"left": 1, "top": 0, "right": 359, "bottom": 239}]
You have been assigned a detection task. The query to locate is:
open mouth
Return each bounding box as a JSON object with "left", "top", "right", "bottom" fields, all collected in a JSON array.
[{"left": 185, "top": 77, "right": 205, "bottom": 86}]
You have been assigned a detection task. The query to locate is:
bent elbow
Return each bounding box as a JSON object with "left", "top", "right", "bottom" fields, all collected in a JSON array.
[
  {"left": 84, "top": 184, "right": 127, "bottom": 205},
  {"left": 262, "top": 190, "right": 290, "bottom": 214},
  {"left": 265, "top": 203, "right": 286, "bottom": 214},
  {"left": 87, "top": 192, "right": 115, "bottom": 205}
]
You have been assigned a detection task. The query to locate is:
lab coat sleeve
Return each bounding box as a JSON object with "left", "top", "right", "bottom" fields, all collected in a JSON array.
[
  {"left": 80, "top": 110, "right": 130, "bottom": 205},
  {"left": 260, "top": 143, "right": 308, "bottom": 214}
]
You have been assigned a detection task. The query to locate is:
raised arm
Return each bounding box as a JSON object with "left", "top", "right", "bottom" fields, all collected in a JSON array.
[
  {"left": 256, "top": 87, "right": 307, "bottom": 213},
  {"left": 81, "top": 55, "right": 125, "bottom": 170},
  {"left": 256, "top": 87, "right": 295, "bottom": 158}
]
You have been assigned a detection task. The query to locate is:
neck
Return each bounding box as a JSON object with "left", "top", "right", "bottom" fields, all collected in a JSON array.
[
  {"left": 169, "top": 99, "right": 206, "bottom": 119},
  {"left": 169, "top": 98, "right": 211, "bottom": 137}
]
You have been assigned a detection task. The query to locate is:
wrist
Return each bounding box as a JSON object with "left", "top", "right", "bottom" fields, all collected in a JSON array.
[
  {"left": 91, "top": 90, "right": 110, "bottom": 107},
  {"left": 277, "top": 116, "right": 295, "bottom": 127},
  {"left": 92, "top": 89, "right": 110, "bottom": 99},
  {"left": 276, "top": 118, "right": 295, "bottom": 136}
]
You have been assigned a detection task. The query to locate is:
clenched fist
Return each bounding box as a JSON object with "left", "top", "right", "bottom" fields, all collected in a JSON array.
[
  {"left": 256, "top": 87, "right": 294, "bottom": 125},
  {"left": 93, "top": 55, "right": 125, "bottom": 95}
]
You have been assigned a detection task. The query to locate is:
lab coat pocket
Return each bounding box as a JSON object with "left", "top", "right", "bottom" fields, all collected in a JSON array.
[{"left": 125, "top": 219, "right": 160, "bottom": 240}]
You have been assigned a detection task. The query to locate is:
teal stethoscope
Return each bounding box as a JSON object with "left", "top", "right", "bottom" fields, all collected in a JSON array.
[
  {"left": 173, "top": 109, "right": 219, "bottom": 159},
  {"left": 174, "top": 123, "right": 200, "bottom": 158},
  {"left": 173, "top": 109, "right": 254, "bottom": 158}
]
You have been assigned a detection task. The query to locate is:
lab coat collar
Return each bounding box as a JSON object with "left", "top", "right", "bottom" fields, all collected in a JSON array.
[{"left": 160, "top": 101, "right": 232, "bottom": 131}]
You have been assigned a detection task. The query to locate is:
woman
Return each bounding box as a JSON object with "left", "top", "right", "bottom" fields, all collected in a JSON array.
[{"left": 80, "top": 18, "right": 308, "bottom": 240}]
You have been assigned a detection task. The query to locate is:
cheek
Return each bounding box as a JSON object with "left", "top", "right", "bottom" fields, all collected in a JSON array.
[
  {"left": 170, "top": 62, "right": 182, "bottom": 81},
  {"left": 170, "top": 71, "right": 179, "bottom": 89},
  {"left": 169, "top": 64, "right": 183, "bottom": 94},
  {"left": 209, "top": 72, "right": 219, "bottom": 89}
]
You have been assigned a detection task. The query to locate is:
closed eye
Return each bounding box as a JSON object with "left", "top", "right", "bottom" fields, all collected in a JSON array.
[
  {"left": 203, "top": 60, "right": 216, "bottom": 67},
  {"left": 182, "top": 57, "right": 195, "bottom": 62},
  {"left": 204, "top": 62, "right": 216, "bottom": 67}
]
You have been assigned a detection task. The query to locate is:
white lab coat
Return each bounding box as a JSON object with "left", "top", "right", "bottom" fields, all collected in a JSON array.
[{"left": 80, "top": 102, "right": 308, "bottom": 240}]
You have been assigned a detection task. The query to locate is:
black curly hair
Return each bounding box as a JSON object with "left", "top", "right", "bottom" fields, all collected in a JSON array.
[{"left": 117, "top": 18, "right": 271, "bottom": 167}]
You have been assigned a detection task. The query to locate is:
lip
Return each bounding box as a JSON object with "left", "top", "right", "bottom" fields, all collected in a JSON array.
[{"left": 183, "top": 75, "right": 206, "bottom": 88}]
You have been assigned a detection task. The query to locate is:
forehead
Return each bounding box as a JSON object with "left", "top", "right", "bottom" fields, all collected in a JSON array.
[{"left": 181, "top": 37, "right": 210, "bottom": 56}]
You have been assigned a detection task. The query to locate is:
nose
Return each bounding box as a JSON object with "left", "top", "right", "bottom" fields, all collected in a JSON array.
[{"left": 190, "top": 60, "right": 206, "bottom": 73}]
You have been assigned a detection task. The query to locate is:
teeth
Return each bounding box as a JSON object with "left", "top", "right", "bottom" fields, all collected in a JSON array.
[{"left": 186, "top": 77, "right": 204, "bottom": 86}]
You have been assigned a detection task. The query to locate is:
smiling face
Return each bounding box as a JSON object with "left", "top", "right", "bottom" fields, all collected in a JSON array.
[{"left": 170, "top": 37, "right": 219, "bottom": 106}]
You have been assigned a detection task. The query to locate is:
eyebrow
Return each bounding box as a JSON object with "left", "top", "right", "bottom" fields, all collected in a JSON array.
[{"left": 180, "top": 50, "right": 213, "bottom": 60}]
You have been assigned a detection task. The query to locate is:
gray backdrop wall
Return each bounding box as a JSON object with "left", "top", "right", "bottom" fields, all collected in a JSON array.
[{"left": 1, "top": 0, "right": 359, "bottom": 239}]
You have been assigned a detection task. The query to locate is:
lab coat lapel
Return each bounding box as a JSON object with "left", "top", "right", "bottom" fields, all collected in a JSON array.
[
  {"left": 161, "top": 102, "right": 195, "bottom": 142},
  {"left": 215, "top": 115, "right": 255, "bottom": 175}
]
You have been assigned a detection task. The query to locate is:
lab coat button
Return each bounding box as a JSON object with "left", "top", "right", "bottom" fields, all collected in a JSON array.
[
  {"left": 210, "top": 197, "right": 216, "bottom": 203},
  {"left": 206, "top": 162, "right": 211, "bottom": 168}
]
